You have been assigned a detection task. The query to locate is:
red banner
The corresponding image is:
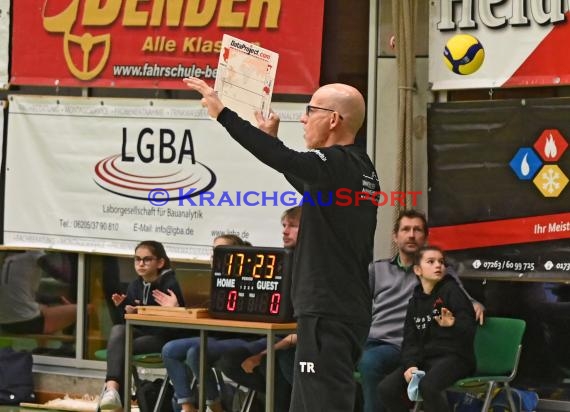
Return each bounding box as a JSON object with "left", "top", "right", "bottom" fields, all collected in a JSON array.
[
  {"left": 11, "top": 0, "right": 324, "bottom": 94},
  {"left": 429, "top": 212, "right": 570, "bottom": 251}
]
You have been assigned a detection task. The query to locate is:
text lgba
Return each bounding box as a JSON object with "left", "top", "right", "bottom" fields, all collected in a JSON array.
[{"left": 121, "top": 127, "right": 196, "bottom": 164}]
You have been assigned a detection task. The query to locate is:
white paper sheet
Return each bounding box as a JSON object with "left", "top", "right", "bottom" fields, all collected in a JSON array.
[{"left": 214, "top": 34, "right": 279, "bottom": 125}]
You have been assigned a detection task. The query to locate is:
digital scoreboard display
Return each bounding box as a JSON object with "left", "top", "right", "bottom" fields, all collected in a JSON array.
[{"left": 209, "top": 246, "right": 294, "bottom": 322}]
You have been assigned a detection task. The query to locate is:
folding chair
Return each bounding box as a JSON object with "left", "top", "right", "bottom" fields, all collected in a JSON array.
[
  {"left": 95, "top": 349, "right": 169, "bottom": 412},
  {"left": 239, "top": 388, "right": 257, "bottom": 412},
  {"left": 414, "top": 317, "right": 526, "bottom": 412}
]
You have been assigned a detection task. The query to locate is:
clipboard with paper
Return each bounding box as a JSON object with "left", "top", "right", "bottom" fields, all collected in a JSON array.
[{"left": 214, "top": 34, "right": 279, "bottom": 125}]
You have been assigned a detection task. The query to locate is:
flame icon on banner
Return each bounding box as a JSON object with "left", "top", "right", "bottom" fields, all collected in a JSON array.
[
  {"left": 544, "top": 134, "right": 557, "bottom": 159},
  {"left": 42, "top": 0, "right": 111, "bottom": 81}
]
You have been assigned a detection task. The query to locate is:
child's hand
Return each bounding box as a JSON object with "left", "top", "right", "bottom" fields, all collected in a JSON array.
[
  {"left": 473, "top": 302, "right": 485, "bottom": 325},
  {"left": 241, "top": 354, "right": 263, "bottom": 373},
  {"left": 125, "top": 305, "right": 137, "bottom": 314},
  {"left": 152, "top": 289, "right": 179, "bottom": 307},
  {"left": 111, "top": 293, "right": 126, "bottom": 307},
  {"left": 404, "top": 366, "right": 418, "bottom": 383},
  {"left": 435, "top": 307, "right": 455, "bottom": 327}
]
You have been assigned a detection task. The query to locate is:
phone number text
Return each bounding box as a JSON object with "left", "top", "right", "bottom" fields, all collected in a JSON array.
[
  {"left": 481, "top": 260, "right": 535, "bottom": 271},
  {"left": 70, "top": 220, "right": 120, "bottom": 231}
]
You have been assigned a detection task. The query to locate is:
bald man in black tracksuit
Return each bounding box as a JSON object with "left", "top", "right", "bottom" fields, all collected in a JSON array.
[{"left": 185, "top": 78, "right": 379, "bottom": 411}]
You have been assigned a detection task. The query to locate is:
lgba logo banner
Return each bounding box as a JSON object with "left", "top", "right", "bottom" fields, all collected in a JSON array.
[
  {"left": 4, "top": 96, "right": 307, "bottom": 259},
  {"left": 12, "top": 0, "right": 325, "bottom": 93},
  {"left": 93, "top": 126, "right": 217, "bottom": 201}
]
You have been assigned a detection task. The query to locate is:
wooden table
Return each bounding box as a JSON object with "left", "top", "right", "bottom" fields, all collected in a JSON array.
[{"left": 124, "top": 313, "right": 296, "bottom": 412}]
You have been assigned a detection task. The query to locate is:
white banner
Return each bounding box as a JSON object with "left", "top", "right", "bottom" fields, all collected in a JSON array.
[
  {"left": 429, "top": 1, "right": 570, "bottom": 90},
  {"left": 5, "top": 96, "right": 306, "bottom": 260},
  {"left": 0, "top": 101, "right": 3, "bottom": 165},
  {"left": 0, "top": 0, "right": 8, "bottom": 88}
]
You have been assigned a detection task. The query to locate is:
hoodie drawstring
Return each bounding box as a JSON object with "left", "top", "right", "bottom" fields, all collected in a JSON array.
[{"left": 142, "top": 281, "right": 151, "bottom": 305}]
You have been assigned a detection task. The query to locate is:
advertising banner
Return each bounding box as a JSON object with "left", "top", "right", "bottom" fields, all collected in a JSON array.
[
  {"left": 428, "top": 98, "right": 570, "bottom": 279},
  {"left": 0, "top": 0, "right": 8, "bottom": 89},
  {"left": 430, "top": 1, "right": 570, "bottom": 90},
  {"left": 5, "top": 95, "right": 307, "bottom": 260},
  {"left": 11, "top": 0, "right": 324, "bottom": 94},
  {"left": 0, "top": 101, "right": 3, "bottom": 159}
]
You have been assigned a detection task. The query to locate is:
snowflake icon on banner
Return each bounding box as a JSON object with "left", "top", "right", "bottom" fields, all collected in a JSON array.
[{"left": 532, "top": 165, "right": 569, "bottom": 197}]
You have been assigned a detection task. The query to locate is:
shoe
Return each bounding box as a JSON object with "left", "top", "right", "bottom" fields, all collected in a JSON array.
[{"left": 99, "top": 388, "right": 122, "bottom": 410}]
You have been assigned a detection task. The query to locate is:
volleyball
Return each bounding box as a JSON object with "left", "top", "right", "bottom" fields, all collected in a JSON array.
[{"left": 443, "top": 34, "right": 485, "bottom": 75}]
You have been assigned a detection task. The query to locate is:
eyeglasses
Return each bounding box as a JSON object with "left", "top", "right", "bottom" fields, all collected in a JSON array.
[
  {"left": 134, "top": 256, "right": 157, "bottom": 265},
  {"left": 306, "top": 105, "right": 344, "bottom": 120}
]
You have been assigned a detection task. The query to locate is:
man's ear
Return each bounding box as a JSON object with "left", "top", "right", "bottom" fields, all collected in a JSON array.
[{"left": 329, "top": 112, "right": 342, "bottom": 129}]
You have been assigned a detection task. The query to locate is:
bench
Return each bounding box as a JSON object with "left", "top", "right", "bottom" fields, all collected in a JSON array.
[{"left": 0, "top": 332, "right": 74, "bottom": 352}]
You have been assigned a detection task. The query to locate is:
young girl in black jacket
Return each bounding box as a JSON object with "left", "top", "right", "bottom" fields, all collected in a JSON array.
[
  {"left": 99, "top": 240, "right": 185, "bottom": 410},
  {"left": 378, "top": 245, "right": 476, "bottom": 412}
]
